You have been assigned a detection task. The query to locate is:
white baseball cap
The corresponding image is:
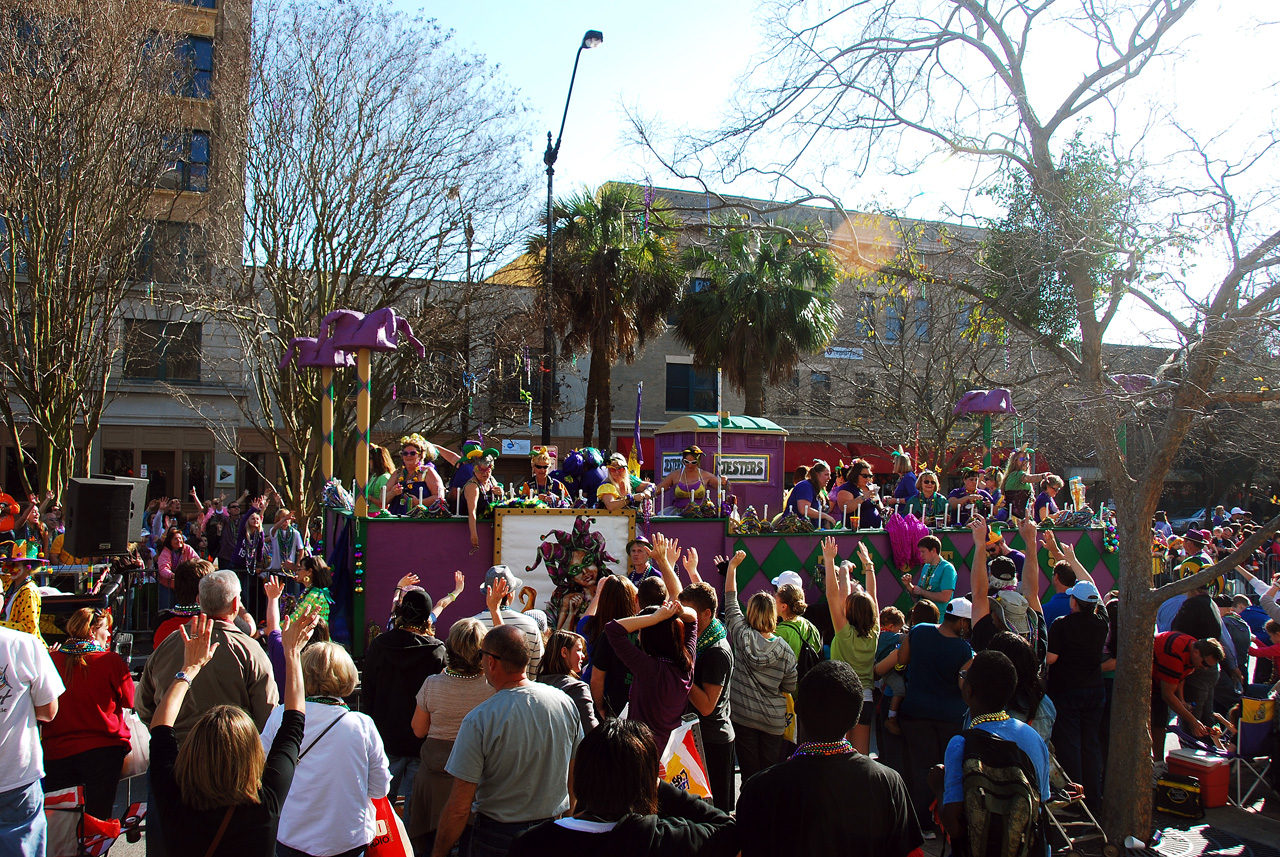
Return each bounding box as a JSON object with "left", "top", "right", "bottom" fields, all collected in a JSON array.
[
  {"left": 771, "top": 570, "right": 805, "bottom": 589},
  {"left": 946, "top": 597, "right": 973, "bottom": 620}
]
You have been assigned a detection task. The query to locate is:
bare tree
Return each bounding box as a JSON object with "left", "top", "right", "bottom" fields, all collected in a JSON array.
[
  {"left": 185, "top": 0, "right": 538, "bottom": 515},
  {"left": 642, "top": 0, "right": 1280, "bottom": 836},
  {"left": 0, "top": 0, "right": 196, "bottom": 499}
]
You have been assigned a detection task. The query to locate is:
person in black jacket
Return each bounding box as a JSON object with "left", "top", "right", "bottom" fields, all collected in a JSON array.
[
  {"left": 509, "top": 718, "right": 737, "bottom": 857},
  {"left": 149, "top": 608, "right": 319, "bottom": 857},
  {"left": 362, "top": 589, "right": 446, "bottom": 831}
]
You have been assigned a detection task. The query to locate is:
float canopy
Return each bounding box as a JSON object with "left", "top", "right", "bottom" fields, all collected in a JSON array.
[{"left": 654, "top": 414, "right": 789, "bottom": 435}]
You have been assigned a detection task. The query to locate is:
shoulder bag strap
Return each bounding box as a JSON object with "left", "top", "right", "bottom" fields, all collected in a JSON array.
[
  {"left": 298, "top": 710, "right": 348, "bottom": 761},
  {"left": 204, "top": 805, "right": 235, "bottom": 857}
]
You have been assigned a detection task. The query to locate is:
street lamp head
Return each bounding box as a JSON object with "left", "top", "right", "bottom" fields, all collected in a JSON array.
[{"left": 581, "top": 30, "right": 603, "bottom": 49}]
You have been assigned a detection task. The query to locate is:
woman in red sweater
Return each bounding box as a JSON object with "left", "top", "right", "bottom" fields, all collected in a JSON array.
[{"left": 42, "top": 607, "right": 135, "bottom": 819}]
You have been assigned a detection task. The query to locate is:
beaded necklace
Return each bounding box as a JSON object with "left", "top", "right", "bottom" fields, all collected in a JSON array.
[
  {"left": 444, "top": 666, "right": 481, "bottom": 679},
  {"left": 791, "top": 739, "right": 855, "bottom": 758},
  {"left": 969, "top": 710, "right": 1010, "bottom": 726},
  {"left": 305, "top": 695, "right": 350, "bottom": 709}
]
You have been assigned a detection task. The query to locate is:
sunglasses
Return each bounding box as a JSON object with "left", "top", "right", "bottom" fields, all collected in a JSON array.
[
  {"left": 479, "top": 649, "right": 503, "bottom": 663},
  {"left": 400, "top": 450, "right": 419, "bottom": 457},
  {"left": 608, "top": 465, "right": 626, "bottom": 471},
  {"left": 475, "top": 464, "right": 493, "bottom": 470},
  {"left": 533, "top": 464, "right": 548, "bottom": 470}
]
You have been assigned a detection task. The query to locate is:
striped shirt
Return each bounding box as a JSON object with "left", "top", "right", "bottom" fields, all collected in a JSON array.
[
  {"left": 473, "top": 608, "right": 544, "bottom": 674},
  {"left": 1152, "top": 631, "right": 1196, "bottom": 686},
  {"left": 724, "top": 597, "right": 798, "bottom": 734}
]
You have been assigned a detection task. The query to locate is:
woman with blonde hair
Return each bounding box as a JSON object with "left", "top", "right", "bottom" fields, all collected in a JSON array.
[
  {"left": 520, "top": 446, "right": 568, "bottom": 505},
  {"left": 773, "top": 579, "right": 823, "bottom": 664},
  {"left": 149, "top": 608, "right": 320, "bottom": 856},
  {"left": 723, "top": 551, "right": 798, "bottom": 781},
  {"left": 263, "top": 641, "right": 391, "bottom": 857},
  {"left": 42, "top": 608, "right": 134, "bottom": 819},
  {"left": 408, "top": 617, "right": 495, "bottom": 852},
  {"left": 822, "top": 536, "right": 880, "bottom": 753},
  {"left": 904, "top": 470, "right": 948, "bottom": 522},
  {"left": 389, "top": 433, "right": 446, "bottom": 515}
]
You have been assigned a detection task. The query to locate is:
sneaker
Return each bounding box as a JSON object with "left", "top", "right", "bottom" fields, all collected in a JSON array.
[{"left": 886, "top": 717, "right": 903, "bottom": 736}]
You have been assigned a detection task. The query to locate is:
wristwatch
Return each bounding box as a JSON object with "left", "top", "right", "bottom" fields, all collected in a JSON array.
[{"left": 174, "top": 671, "right": 194, "bottom": 685}]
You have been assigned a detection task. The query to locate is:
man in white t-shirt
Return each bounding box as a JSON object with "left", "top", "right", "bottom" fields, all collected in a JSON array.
[{"left": 0, "top": 625, "right": 65, "bottom": 857}]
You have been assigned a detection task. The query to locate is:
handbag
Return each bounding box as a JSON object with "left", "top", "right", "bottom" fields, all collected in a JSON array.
[
  {"left": 121, "top": 709, "right": 150, "bottom": 779},
  {"left": 367, "top": 795, "right": 413, "bottom": 857}
]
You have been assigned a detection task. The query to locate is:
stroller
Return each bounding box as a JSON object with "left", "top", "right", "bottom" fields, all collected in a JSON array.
[
  {"left": 44, "top": 785, "right": 145, "bottom": 857},
  {"left": 1041, "top": 752, "right": 1122, "bottom": 857}
]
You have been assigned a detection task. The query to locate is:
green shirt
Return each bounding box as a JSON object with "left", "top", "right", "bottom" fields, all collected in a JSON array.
[
  {"left": 831, "top": 620, "right": 880, "bottom": 689},
  {"left": 367, "top": 472, "right": 392, "bottom": 503},
  {"left": 776, "top": 616, "right": 823, "bottom": 660},
  {"left": 1004, "top": 468, "right": 1032, "bottom": 492}
]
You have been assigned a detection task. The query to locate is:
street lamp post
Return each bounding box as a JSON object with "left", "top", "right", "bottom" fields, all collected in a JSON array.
[{"left": 541, "top": 29, "right": 603, "bottom": 447}]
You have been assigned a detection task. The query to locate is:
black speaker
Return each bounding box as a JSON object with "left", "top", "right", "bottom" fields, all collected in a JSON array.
[
  {"left": 91, "top": 474, "right": 150, "bottom": 542},
  {"left": 64, "top": 478, "right": 134, "bottom": 556}
]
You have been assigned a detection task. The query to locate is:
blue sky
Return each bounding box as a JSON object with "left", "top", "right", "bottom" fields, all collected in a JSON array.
[{"left": 398, "top": 1, "right": 1277, "bottom": 346}]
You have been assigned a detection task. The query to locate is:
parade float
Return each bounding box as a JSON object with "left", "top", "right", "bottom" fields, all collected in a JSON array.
[{"left": 282, "top": 319, "right": 1118, "bottom": 655}]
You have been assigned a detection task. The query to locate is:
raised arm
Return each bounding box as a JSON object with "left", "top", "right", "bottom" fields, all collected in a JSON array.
[
  {"left": 264, "top": 575, "right": 284, "bottom": 636},
  {"left": 969, "top": 516, "right": 990, "bottom": 624},
  {"left": 652, "top": 533, "right": 684, "bottom": 600},
  {"left": 280, "top": 606, "right": 320, "bottom": 712},
  {"left": 857, "top": 541, "right": 877, "bottom": 612},
  {"left": 1020, "top": 516, "right": 1043, "bottom": 613},
  {"left": 682, "top": 547, "right": 703, "bottom": 585},
  {"left": 1058, "top": 538, "right": 1095, "bottom": 587},
  {"left": 612, "top": 599, "right": 696, "bottom": 633},
  {"left": 152, "top": 615, "right": 220, "bottom": 729},
  {"left": 486, "top": 578, "right": 509, "bottom": 626},
  {"left": 432, "top": 571, "right": 466, "bottom": 623},
  {"left": 822, "top": 536, "right": 847, "bottom": 633},
  {"left": 722, "top": 550, "right": 746, "bottom": 596}
]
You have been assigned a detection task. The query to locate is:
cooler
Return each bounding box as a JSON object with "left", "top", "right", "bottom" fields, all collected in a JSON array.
[{"left": 1167, "top": 748, "right": 1230, "bottom": 807}]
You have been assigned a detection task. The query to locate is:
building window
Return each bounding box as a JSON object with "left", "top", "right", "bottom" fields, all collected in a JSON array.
[
  {"left": 884, "top": 297, "right": 905, "bottom": 342},
  {"left": 668, "top": 276, "right": 712, "bottom": 325},
  {"left": 776, "top": 372, "right": 800, "bottom": 416},
  {"left": 175, "top": 37, "right": 213, "bottom": 99},
  {"left": 133, "top": 222, "right": 208, "bottom": 284},
  {"left": 159, "top": 131, "right": 210, "bottom": 193},
  {"left": 809, "top": 371, "right": 831, "bottom": 413},
  {"left": 665, "top": 362, "right": 716, "bottom": 412},
  {"left": 913, "top": 297, "right": 930, "bottom": 340},
  {"left": 122, "top": 319, "right": 202, "bottom": 383}
]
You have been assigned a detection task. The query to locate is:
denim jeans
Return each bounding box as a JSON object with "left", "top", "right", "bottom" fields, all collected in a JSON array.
[
  {"left": 0, "top": 780, "right": 45, "bottom": 857},
  {"left": 387, "top": 754, "right": 420, "bottom": 833},
  {"left": 1050, "top": 685, "right": 1106, "bottom": 807},
  {"left": 466, "top": 814, "right": 548, "bottom": 857}
]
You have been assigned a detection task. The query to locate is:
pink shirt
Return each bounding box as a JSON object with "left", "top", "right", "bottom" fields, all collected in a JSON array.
[{"left": 156, "top": 544, "right": 199, "bottom": 587}]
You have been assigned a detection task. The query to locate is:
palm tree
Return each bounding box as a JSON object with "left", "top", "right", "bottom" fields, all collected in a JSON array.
[
  {"left": 526, "top": 182, "right": 683, "bottom": 448},
  {"left": 673, "top": 224, "right": 843, "bottom": 416}
]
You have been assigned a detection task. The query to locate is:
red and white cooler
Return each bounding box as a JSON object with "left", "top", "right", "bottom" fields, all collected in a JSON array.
[{"left": 1167, "top": 748, "right": 1230, "bottom": 807}]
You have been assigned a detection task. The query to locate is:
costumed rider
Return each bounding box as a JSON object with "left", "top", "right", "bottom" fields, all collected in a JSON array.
[
  {"left": 520, "top": 446, "right": 569, "bottom": 507},
  {"left": 528, "top": 516, "right": 619, "bottom": 632},
  {"left": 1, "top": 539, "right": 50, "bottom": 643},
  {"left": 596, "top": 453, "right": 655, "bottom": 511},
  {"left": 465, "top": 446, "right": 504, "bottom": 549},
  {"left": 654, "top": 445, "right": 727, "bottom": 515},
  {"left": 388, "top": 433, "right": 447, "bottom": 516}
]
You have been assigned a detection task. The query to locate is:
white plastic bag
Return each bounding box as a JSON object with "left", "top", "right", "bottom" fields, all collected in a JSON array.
[{"left": 121, "top": 709, "right": 150, "bottom": 779}]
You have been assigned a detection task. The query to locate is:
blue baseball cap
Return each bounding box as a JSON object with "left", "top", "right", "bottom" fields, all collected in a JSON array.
[{"left": 1068, "top": 581, "right": 1100, "bottom": 603}]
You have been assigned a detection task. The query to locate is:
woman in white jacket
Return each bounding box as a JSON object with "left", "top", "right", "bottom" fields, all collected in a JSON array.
[{"left": 261, "top": 642, "right": 391, "bottom": 857}]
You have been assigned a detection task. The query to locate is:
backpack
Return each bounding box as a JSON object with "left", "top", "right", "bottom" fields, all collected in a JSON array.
[
  {"left": 957, "top": 728, "right": 1045, "bottom": 857},
  {"left": 779, "top": 620, "right": 825, "bottom": 681}
]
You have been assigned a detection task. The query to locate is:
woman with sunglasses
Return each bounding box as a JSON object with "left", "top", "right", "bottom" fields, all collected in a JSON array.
[
  {"left": 389, "top": 433, "right": 446, "bottom": 515},
  {"left": 519, "top": 447, "right": 568, "bottom": 506},
  {"left": 597, "top": 453, "right": 654, "bottom": 511},
  {"left": 784, "top": 460, "right": 837, "bottom": 527},
  {"left": 464, "top": 449, "right": 505, "bottom": 549},
  {"left": 42, "top": 607, "right": 133, "bottom": 821},
  {"left": 833, "top": 459, "right": 884, "bottom": 530},
  {"left": 654, "top": 446, "right": 727, "bottom": 515}
]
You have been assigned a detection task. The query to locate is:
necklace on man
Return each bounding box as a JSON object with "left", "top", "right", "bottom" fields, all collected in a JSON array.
[
  {"left": 970, "top": 710, "right": 1010, "bottom": 725},
  {"left": 305, "top": 695, "right": 349, "bottom": 709},
  {"left": 790, "top": 739, "right": 855, "bottom": 758}
]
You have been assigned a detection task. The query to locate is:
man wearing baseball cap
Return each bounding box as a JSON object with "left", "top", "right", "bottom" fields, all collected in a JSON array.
[
  {"left": 472, "top": 565, "right": 544, "bottom": 673},
  {"left": 1045, "top": 579, "right": 1109, "bottom": 809}
]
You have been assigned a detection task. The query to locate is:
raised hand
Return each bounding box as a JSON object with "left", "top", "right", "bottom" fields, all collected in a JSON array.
[
  {"left": 655, "top": 599, "right": 682, "bottom": 621},
  {"left": 857, "top": 540, "right": 873, "bottom": 568},
  {"left": 281, "top": 606, "right": 320, "bottom": 655},
  {"left": 486, "top": 577, "right": 510, "bottom": 613},
  {"left": 263, "top": 575, "right": 284, "bottom": 600},
  {"left": 453, "top": 570, "right": 466, "bottom": 594},
  {"left": 180, "top": 614, "right": 220, "bottom": 671},
  {"left": 727, "top": 550, "right": 747, "bottom": 569},
  {"left": 683, "top": 546, "right": 700, "bottom": 576},
  {"left": 396, "top": 573, "right": 420, "bottom": 590},
  {"left": 969, "top": 513, "right": 987, "bottom": 542},
  {"left": 663, "top": 537, "right": 681, "bottom": 570}
]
